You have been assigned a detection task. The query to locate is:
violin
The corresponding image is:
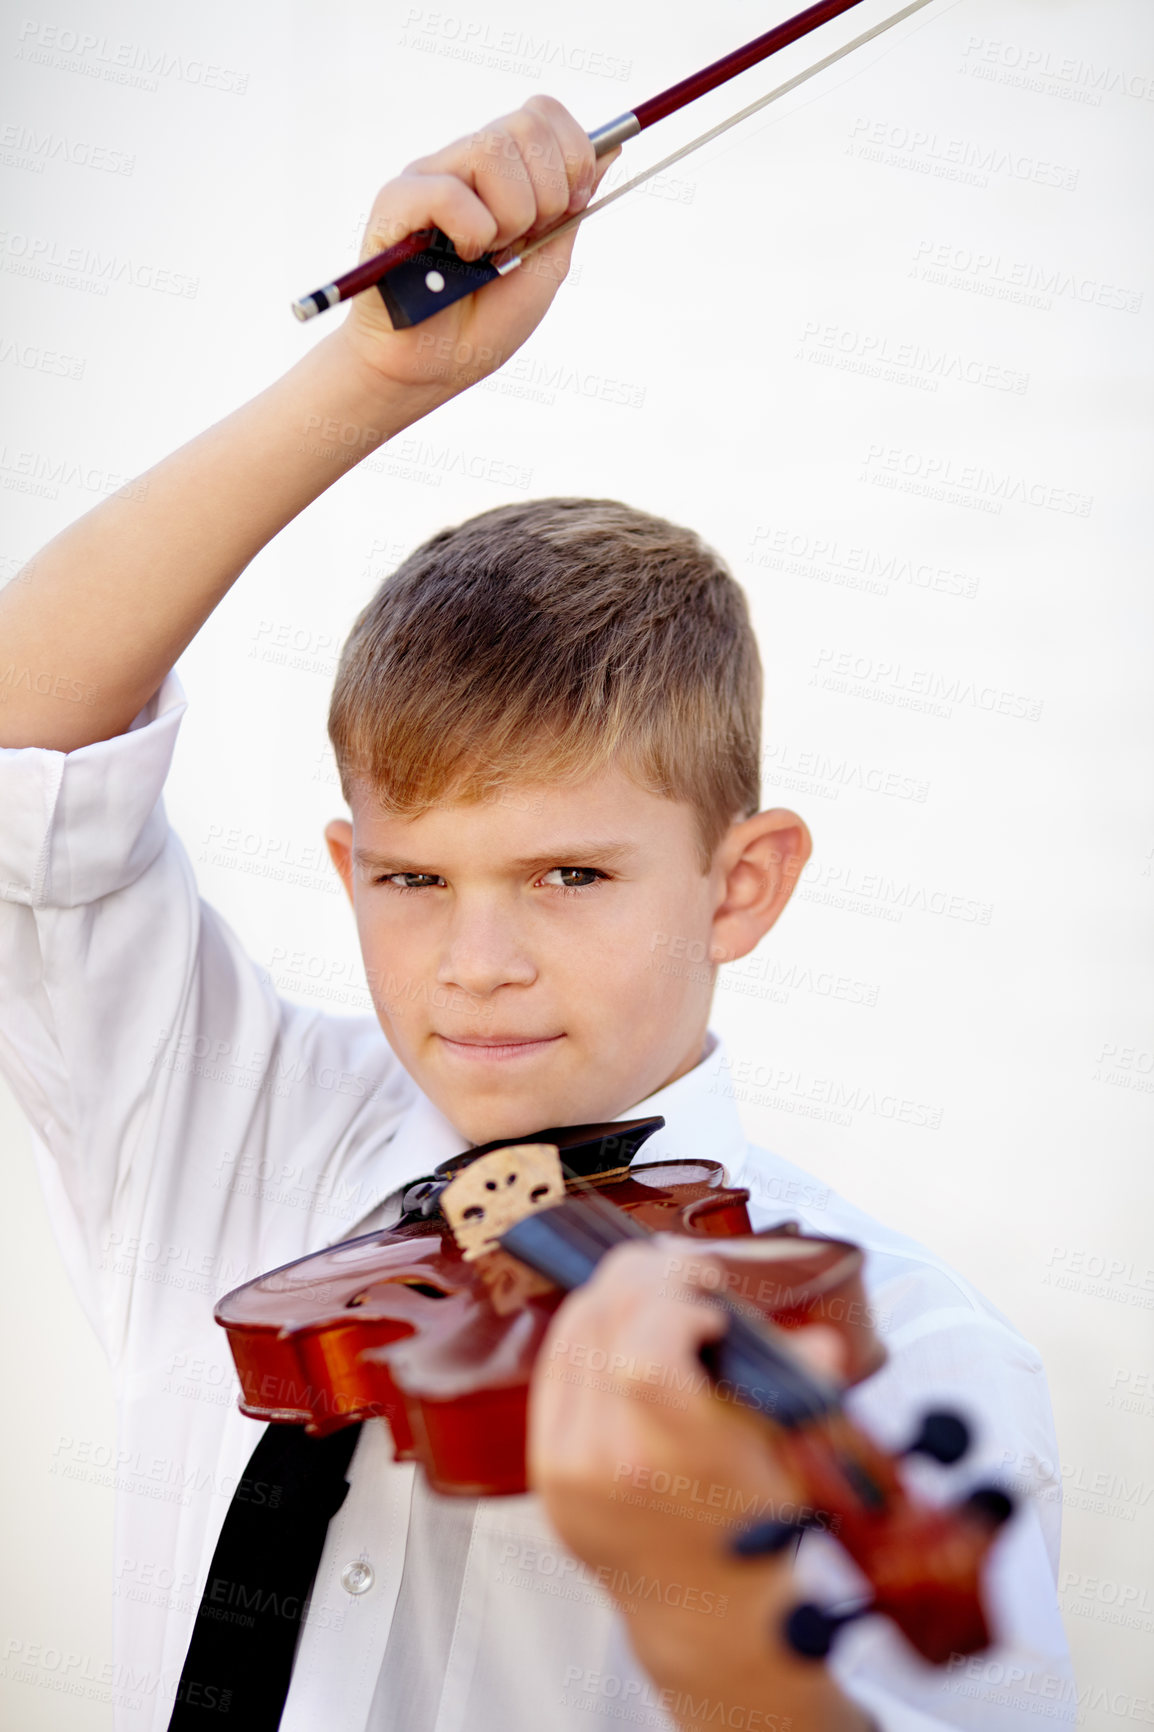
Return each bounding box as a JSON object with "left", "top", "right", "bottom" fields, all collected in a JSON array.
[{"left": 215, "top": 1116, "right": 1014, "bottom": 1665}]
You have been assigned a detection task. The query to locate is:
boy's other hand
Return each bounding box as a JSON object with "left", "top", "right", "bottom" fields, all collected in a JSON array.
[
  {"left": 339, "top": 96, "right": 619, "bottom": 397},
  {"left": 528, "top": 1238, "right": 872, "bottom": 1729}
]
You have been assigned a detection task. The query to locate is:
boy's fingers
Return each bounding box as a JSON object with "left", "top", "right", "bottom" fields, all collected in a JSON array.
[
  {"left": 403, "top": 118, "right": 542, "bottom": 251},
  {"left": 490, "top": 106, "right": 578, "bottom": 235},
  {"left": 361, "top": 173, "right": 500, "bottom": 264},
  {"left": 517, "top": 141, "right": 620, "bottom": 286},
  {"left": 520, "top": 93, "right": 599, "bottom": 213},
  {"left": 400, "top": 100, "right": 597, "bottom": 253},
  {"left": 361, "top": 95, "right": 616, "bottom": 299}
]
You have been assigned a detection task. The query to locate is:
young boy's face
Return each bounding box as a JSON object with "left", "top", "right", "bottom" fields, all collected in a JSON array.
[{"left": 325, "top": 765, "right": 808, "bottom": 1147}]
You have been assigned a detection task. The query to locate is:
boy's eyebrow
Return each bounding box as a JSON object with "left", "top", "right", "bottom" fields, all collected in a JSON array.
[{"left": 353, "top": 841, "right": 641, "bottom": 873}]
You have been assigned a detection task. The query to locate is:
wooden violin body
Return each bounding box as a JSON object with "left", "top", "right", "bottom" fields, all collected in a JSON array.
[
  {"left": 217, "top": 1143, "right": 877, "bottom": 1496},
  {"left": 216, "top": 1116, "right": 1013, "bottom": 1665}
]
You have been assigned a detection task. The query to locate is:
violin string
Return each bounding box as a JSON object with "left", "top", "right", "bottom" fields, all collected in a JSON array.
[{"left": 506, "top": 0, "right": 938, "bottom": 268}]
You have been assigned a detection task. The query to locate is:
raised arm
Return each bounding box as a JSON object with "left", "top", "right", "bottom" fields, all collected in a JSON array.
[{"left": 0, "top": 94, "right": 612, "bottom": 751}]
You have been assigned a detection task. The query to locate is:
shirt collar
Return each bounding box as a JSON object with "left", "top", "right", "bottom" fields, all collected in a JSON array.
[{"left": 613, "top": 1029, "right": 748, "bottom": 1175}]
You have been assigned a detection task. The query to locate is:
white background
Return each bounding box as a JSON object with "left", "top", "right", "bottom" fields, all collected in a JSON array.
[{"left": 1, "top": 0, "right": 1151, "bottom": 1726}]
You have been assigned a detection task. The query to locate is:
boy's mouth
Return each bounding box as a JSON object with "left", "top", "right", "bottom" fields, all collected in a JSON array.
[{"left": 435, "top": 1033, "right": 565, "bottom": 1064}]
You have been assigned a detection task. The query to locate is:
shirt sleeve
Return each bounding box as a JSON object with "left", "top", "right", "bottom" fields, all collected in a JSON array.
[
  {"left": 0, "top": 672, "right": 413, "bottom": 1360},
  {"left": 0, "top": 673, "right": 192, "bottom": 1316}
]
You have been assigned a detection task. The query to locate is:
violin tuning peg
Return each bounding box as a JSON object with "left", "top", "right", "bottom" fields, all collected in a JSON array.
[
  {"left": 731, "top": 1507, "right": 829, "bottom": 1558},
  {"left": 903, "top": 1408, "right": 971, "bottom": 1465},
  {"left": 783, "top": 1599, "right": 873, "bottom": 1660},
  {"left": 961, "top": 1484, "right": 1015, "bottom": 1528},
  {"left": 731, "top": 1518, "right": 805, "bottom": 1558}
]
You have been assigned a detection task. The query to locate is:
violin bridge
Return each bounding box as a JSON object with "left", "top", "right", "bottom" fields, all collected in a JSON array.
[{"left": 441, "top": 1143, "right": 566, "bottom": 1261}]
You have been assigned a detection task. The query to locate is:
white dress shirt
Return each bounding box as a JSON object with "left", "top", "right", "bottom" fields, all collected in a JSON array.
[{"left": 0, "top": 672, "right": 1074, "bottom": 1732}]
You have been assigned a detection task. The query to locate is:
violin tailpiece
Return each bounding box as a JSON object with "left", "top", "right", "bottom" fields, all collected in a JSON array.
[{"left": 441, "top": 1143, "right": 566, "bottom": 1261}]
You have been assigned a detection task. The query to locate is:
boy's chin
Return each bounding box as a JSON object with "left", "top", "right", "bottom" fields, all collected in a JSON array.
[
  {"left": 422, "top": 1068, "right": 613, "bottom": 1151},
  {"left": 440, "top": 1088, "right": 587, "bottom": 1150}
]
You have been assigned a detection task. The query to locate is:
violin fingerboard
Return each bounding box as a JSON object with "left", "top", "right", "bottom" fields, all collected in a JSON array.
[
  {"left": 699, "top": 1310, "right": 836, "bottom": 1431},
  {"left": 499, "top": 1198, "right": 617, "bottom": 1291},
  {"left": 501, "top": 1200, "right": 839, "bottom": 1433}
]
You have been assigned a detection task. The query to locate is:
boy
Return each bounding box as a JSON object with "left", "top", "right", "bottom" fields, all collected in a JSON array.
[{"left": 0, "top": 95, "right": 1070, "bottom": 1730}]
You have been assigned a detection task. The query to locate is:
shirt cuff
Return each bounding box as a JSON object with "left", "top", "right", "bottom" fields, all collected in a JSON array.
[{"left": 0, "top": 670, "right": 188, "bottom": 909}]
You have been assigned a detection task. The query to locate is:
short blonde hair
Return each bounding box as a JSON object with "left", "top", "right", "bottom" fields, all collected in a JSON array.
[{"left": 328, "top": 497, "right": 762, "bottom": 871}]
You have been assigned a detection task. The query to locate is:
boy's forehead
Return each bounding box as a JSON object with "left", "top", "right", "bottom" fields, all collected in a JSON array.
[{"left": 347, "top": 761, "right": 698, "bottom": 861}]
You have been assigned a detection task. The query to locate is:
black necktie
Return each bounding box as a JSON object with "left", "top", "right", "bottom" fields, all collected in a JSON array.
[{"left": 167, "top": 1420, "right": 361, "bottom": 1729}]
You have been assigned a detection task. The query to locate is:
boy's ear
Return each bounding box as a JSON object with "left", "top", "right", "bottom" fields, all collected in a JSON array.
[
  {"left": 709, "top": 808, "right": 813, "bottom": 964},
  {"left": 324, "top": 819, "right": 355, "bottom": 904}
]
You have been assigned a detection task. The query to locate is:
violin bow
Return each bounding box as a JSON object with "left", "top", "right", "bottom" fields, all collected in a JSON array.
[{"left": 292, "top": 0, "right": 938, "bottom": 326}]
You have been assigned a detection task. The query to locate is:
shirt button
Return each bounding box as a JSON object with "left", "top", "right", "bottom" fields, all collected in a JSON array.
[{"left": 341, "top": 1559, "right": 375, "bottom": 1596}]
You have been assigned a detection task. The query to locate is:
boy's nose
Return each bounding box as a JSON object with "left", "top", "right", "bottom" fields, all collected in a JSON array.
[{"left": 435, "top": 911, "right": 537, "bottom": 997}]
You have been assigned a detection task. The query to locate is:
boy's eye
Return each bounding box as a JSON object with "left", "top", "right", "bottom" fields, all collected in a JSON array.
[
  {"left": 374, "top": 868, "right": 605, "bottom": 891},
  {"left": 540, "top": 867, "right": 605, "bottom": 890}
]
